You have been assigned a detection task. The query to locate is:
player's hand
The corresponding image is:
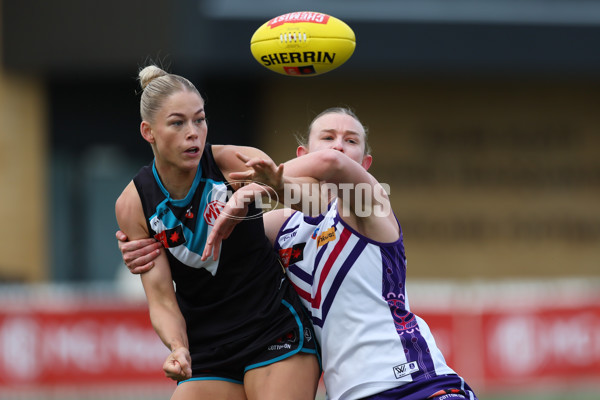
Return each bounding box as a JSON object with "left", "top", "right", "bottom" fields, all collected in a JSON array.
[
  {"left": 163, "top": 347, "right": 192, "bottom": 381},
  {"left": 230, "top": 152, "right": 284, "bottom": 193},
  {"left": 201, "top": 191, "right": 250, "bottom": 261},
  {"left": 116, "top": 230, "right": 162, "bottom": 274}
]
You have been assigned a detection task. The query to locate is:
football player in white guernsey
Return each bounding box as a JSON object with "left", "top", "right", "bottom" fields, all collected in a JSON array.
[{"left": 118, "top": 108, "right": 478, "bottom": 400}]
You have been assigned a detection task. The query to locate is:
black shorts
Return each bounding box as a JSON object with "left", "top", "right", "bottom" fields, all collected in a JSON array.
[{"left": 179, "top": 287, "right": 320, "bottom": 384}]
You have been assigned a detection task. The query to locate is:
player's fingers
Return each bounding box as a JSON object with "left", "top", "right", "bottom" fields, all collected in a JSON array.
[
  {"left": 212, "top": 240, "right": 222, "bottom": 261},
  {"left": 235, "top": 152, "right": 250, "bottom": 163},
  {"left": 133, "top": 238, "right": 161, "bottom": 250},
  {"left": 115, "top": 230, "right": 128, "bottom": 241},
  {"left": 201, "top": 240, "right": 213, "bottom": 261},
  {"left": 229, "top": 170, "right": 253, "bottom": 180},
  {"left": 244, "top": 158, "right": 263, "bottom": 167},
  {"left": 163, "top": 362, "right": 182, "bottom": 380},
  {"left": 131, "top": 247, "right": 161, "bottom": 266},
  {"left": 123, "top": 243, "right": 161, "bottom": 265},
  {"left": 167, "top": 348, "right": 192, "bottom": 380},
  {"left": 130, "top": 261, "right": 155, "bottom": 275},
  {"left": 247, "top": 159, "right": 273, "bottom": 173},
  {"left": 202, "top": 227, "right": 224, "bottom": 261},
  {"left": 118, "top": 238, "right": 161, "bottom": 253},
  {"left": 177, "top": 354, "right": 192, "bottom": 379},
  {"left": 276, "top": 163, "right": 284, "bottom": 177},
  {"left": 274, "top": 164, "right": 284, "bottom": 186}
]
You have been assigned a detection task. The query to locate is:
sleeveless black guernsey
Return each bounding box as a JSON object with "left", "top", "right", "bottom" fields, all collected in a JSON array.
[{"left": 133, "top": 144, "right": 294, "bottom": 355}]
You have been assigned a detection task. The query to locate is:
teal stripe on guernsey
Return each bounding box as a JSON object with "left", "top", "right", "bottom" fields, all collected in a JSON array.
[
  {"left": 149, "top": 159, "right": 227, "bottom": 257},
  {"left": 152, "top": 159, "right": 203, "bottom": 205}
]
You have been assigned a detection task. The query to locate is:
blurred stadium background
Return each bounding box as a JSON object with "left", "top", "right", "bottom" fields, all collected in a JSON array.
[{"left": 1, "top": 0, "right": 599, "bottom": 399}]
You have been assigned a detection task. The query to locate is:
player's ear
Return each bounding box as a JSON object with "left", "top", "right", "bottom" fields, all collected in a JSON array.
[
  {"left": 296, "top": 146, "right": 309, "bottom": 157},
  {"left": 140, "top": 121, "right": 155, "bottom": 144},
  {"left": 361, "top": 154, "right": 373, "bottom": 170}
]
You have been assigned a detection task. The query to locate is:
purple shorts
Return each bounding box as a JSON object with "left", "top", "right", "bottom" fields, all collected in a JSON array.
[{"left": 363, "top": 374, "right": 478, "bottom": 400}]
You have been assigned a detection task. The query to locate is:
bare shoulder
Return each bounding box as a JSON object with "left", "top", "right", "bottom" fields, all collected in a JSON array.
[
  {"left": 115, "top": 181, "right": 148, "bottom": 240},
  {"left": 338, "top": 181, "right": 400, "bottom": 243},
  {"left": 263, "top": 208, "right": 296, "bottom": 245},
  {"left": 115, "top": 181, "right": 136, "bottom": 214},
  {"left": 342, "top": 211, "right": 400, "bottom": 244}
]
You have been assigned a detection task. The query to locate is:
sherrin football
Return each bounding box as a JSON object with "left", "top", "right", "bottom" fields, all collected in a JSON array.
[{"left": 250, "top": 11, "right": 355, "bottom": 77}]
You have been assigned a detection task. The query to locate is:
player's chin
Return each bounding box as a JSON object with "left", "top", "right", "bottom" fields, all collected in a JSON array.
[{"left": 180, "top": 155, "right": 201, "bottom": 169}]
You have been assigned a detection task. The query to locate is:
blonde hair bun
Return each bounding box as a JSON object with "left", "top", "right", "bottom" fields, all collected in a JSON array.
[{"left": 138, "top": 65, "right": 167, "bottom": 90}]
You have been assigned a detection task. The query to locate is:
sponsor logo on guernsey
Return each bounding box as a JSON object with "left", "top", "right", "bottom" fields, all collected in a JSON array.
[
  {"left": 393, "top": 361, "right": 419, "bottom": 379},
  {"left": 316, "top": 226, "right": 336, "bottom": 247},
  {"left": 311, "top": 228, "right": 319, "bottom": 239},
  {"left": 267, "top": 12, "right": 330, "bottom": 28},
  {"left": 279, "top": 231, "right": 297, "bottom": 242},
  {"left": 203, "top": 200, "right": 225, "bottom": 226}
]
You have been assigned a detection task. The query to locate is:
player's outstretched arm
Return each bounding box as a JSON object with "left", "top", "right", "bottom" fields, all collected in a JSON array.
[
  {"left": 268, "top": 149, "right": 398, "bottom": 242},
  {"left": 116, "top": 182, "right": 191, "bottom": 381}
]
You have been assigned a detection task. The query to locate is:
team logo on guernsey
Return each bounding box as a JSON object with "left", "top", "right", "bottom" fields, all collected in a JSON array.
[
  {"left": 311, "top": 228, "right": 319, "bottom": 239},
  {"left": 316, "top": 226, "right": 336, "bottom": 247},
  {"left": 393, "top": 361, "right": 419, "bottom": 379},
  {"left": 278, "top": 242, "right": 306, "bottom": 268},
  {"left": 154, "top": 224, "right": 186, "bottom": 248},
  {"left": 203, "top": 200, "right": 225, "bottom": 226}
]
